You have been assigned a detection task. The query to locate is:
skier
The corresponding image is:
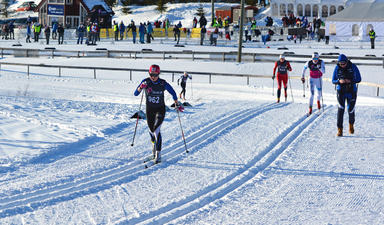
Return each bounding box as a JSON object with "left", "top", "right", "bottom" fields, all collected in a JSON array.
[
  {"left": 272, "top": 55, "right": 292, "bottom": 103},
  {"left": 177, "top": 71, "right": 192, "bottom": 101},
  {"left": 332, "top": 54, "right": 361, "bottom": 137},
  {"left": 134, "top": 65, "right": 184, "bottom": 163},
  {"left": 301, "top": 52, "right": 325, "bottom": 114}
]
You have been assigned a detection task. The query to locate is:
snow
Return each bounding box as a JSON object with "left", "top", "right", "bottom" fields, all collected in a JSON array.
[{"left": 0, "top": 3, "right": 384, "bottom": 225}]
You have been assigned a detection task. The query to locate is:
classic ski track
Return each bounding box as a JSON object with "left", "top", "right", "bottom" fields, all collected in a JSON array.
[
  {"left": 0, "top": 102, "right": 284, "bottom": 218},
  {"left": 118, "top": 105, "right": 332, "bottom": 225}
]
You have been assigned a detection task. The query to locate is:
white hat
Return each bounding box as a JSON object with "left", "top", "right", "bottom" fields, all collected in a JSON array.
[
  {"left": 312, "top": 52, "right": 319, "bottom": 60},
  {"left": 279, "top": 54, "right": 285, "bottom": 59}
]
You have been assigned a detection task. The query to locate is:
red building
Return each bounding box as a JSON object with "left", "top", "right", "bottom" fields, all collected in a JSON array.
[
  {"left": 216, "top": 5, "right": 259, "bottom": 24},
  {"left": 35, "top": 0, "right": 114, "bottom": 28}
]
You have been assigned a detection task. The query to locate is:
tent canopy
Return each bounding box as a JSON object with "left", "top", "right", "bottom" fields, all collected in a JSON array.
[{"left": 326, "top": 0, "right": 384, "bottom": 22}]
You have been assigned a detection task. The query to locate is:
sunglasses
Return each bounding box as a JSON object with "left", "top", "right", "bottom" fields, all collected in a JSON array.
[
  {"left": 339, "top": 62, "right": 347, "bottom": 66},
  {"left": 149, "top": 73, "right": 159, "bottom": 77},
  {"left": 312, "top": 58, "right": 319, "bottom": 61}
]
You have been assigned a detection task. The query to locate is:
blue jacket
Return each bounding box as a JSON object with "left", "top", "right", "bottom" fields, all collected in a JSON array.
[
  {"left": 332, "top": 61, "right": 361, "bottom": 92},
  {"left": 134, "top": 78, "right": 178, "bottom": 103}
]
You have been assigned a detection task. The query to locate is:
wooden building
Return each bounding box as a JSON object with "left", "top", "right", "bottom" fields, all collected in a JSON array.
[
  {"left": 35, "top": 0, "right": 114, "bottom": 28},
  {"left": 216, "top": 5, "right": 259, "bottom": 24}
]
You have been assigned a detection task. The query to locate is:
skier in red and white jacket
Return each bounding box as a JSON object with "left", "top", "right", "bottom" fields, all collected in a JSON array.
[
  {"left": 272, "top": 55, "right": 292, "bottom": 103},
  {"left": 301, "top": 52, "right": 325, "bottom": 115}
]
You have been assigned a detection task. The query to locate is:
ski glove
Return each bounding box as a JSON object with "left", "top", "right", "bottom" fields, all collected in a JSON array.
[
  {"left": 272, "top": 75, "right": 275, "bottom": 80},
  {"left": 301, "top": 77, "right": 305, "bottom": 83},
  {"left": 175, "top": 101, "right": 184, "bottom": 112},
  {"left": 140, "top": 82, "right": 147, "bottom": 89},
  {"left": 177, "top": 105, "right": 184, "bottom": 112}
]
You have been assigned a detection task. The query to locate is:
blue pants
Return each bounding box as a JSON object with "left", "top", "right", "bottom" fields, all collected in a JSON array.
[{"left": 337, "top": 90, "right": 357, "bottom": 128}]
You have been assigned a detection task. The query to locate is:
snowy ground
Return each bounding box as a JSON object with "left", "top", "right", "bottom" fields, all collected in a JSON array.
[{"left": 0, "top": 37, "right": 383, "bottom": 224}]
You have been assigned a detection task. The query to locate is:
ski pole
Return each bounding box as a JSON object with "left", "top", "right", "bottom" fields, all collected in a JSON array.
[
  {"left": 303, "top": 82, "right": 305, "bottom": 97},
  {"left": 320, "top": 78, "right": 324, "bottom": 113},
  {"left": 131, "top": 91, "right": 144, "bottom": 146},
  {"left": 176, "top": 108, "right": 189, "bottom": 153},
  {"left": 289, "top": 76, "right": 294, "bottom": 102},
  {"left": 190, "top": 77, "right": 193, "bottom": 100},
  {"left": 272, "top": 77, "right": 275, "bottom": 96}
]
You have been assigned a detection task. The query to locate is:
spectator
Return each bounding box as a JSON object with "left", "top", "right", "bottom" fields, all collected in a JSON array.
[
  {"left": 173, "top": 25, "right": 180, "bottom": 44},
  {"left": 127, "top": 20, "right": 137, "bottom": 44},
  {"left": 77, "top": 23, "right": 85, "bottom": 44},
  {"left": 52, "top": 22, "right": 58, "bottom": 39},
  {"left": 44, "top": 25, "right": 50, "bottom": 44},
  {"left": 193, "top": 17, "right": 198, "bottom": 28},
  {"left": 26, "top": 23, "right": 32, "bottom": 43},
  {"left": 57, "top": 23, "right": 64, "bottom": 44},
  {"left": 199, "top": 15, "right": 207, "bottom": 28},
  {"left": 200, "top": 25, "right": 206, "bottom": 45},
  {"left": 119, "top": 21, "right": 125, "bottom": 40}
]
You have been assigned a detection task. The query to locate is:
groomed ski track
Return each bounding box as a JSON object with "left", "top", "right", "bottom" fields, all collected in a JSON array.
[{"left": 0, "top": 100, "right": 332, "bottom": 223}]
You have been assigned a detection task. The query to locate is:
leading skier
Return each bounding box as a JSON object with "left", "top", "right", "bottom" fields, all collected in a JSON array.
[
  {"left": 332, "top": 54, "right": 361, "bottom": 137},
  {"left": 134, "top": 64, "right": 184, "bottom": 163}
]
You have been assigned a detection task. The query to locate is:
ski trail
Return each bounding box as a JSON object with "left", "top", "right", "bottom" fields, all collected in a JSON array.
[
  {"left": 0, "top": 103, "right": 281, "bottom": 218},
  {"left": 117, "top": 105, "right": 332, "bottom": 225}
]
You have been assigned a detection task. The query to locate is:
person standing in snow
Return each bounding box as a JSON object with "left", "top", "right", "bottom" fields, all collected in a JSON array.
[
  {"left": 369, "top": 28, "right": 376, "bottom": 49},
  {"left": 177, "top": 71, "right": 192, "bottom": 101},
  {"left": 272, "top": 55, "right": 292, "bottom": 103},
  {"left": 301, "top": 52, "right": 325, "bottom": 115},
  {"left": 332, "top": 54, "right": 361, "bottom": 137},
  {"left": 134, "top": 65, "right": 184, "bottom": 164}
]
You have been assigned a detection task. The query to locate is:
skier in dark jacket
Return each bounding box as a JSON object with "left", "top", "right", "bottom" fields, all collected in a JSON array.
[
  {"left": 177, "top": 71, "right": 192, "bottom": 100},
  {"left": 134, "top": 65, "right": 184, "bottom": 163},
  {"left": 332, "top": 54, "right": 361, "bottom": 137}
]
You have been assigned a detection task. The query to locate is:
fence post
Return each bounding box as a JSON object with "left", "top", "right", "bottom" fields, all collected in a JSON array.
[
  {"left": 130, "top": 70, "right": 132, "bottom": 81},
  {"left": 377, "top": 87, "right": 380, "bottom": 96},
  {"left": 1, "top": 48, "right": 3, "bottom": 58},
  {"left": 192, "top": 52, "right": 195, "bottom": 61},
  {"left": 209, "top": 74, "right": 212, "bottom": 84},
  {"left": 26, "top": 49, "right": 29, "bottom": 57},
  {"left": 223, "top": 52, "right": 225, "bottom": 62},
  {"left": 134, "top": 52, "right": 137, "bottom": 59},
  {"left": 172, "top": 73, "right": 174, "bottom": 82},
  {"left": 163, "top": 52, "right": 165, "bottom": 60},
  {"left": 94, "top": 69, "right": 96, "bottom": 79},
  {"left": 253, "top": 53, "right": 256, "bottom": 63},
  {"left": 247, "top": 76, "right": 249, "bottom": 85},
  {"left": 52, "top": 50, "right": 55, "bottom": 58},
  {"left": 27, "top": 65, "right": 30, "bottom": 78},
  {"left": 59, "top": 67, "right": 61, "bottom": 77},
  {"left": 382, "top": 59, "right": 384, "bottom": 68}
]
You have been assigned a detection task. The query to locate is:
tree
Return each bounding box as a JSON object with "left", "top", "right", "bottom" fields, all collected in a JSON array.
[
  {"left": 0, "top": 0, "right": 11, "bottom": 18},
  {"left": 156, "top": 0, "right": 167, "bottom": 14},
  {"left": 121, "top": 0, "right": 132, "bottom": 15},
  {"left": 104, "top": 0, "right": 117, "bottom": 8},
  {"left": 246, "top": 0, "right": 258, "bottom": 6},
  {"left": 195, "top": 4, "right": 205, "bottom": 17}
]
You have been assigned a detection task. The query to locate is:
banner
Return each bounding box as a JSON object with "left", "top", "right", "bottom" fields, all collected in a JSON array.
[{"left": 47, "top": 4, "right": 64, "bottom": 16}]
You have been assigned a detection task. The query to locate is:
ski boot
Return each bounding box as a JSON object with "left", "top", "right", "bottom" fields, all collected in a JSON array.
[
  {"left": 349, "top": 123, "right": 354, "bottom": 134},
  {"left": 276, "top": 98, "right": 280, "bottom": 103},
  {"left": 337, "top": 128, "right": 343, "bottom": 137},
  {"left": 285, "top": 96, "right": 287, "bottom": 102},
  {"left": 154, "top": 151, "right": 161, "bottom": 164},
  {"left": 151, "top": 140, "right": 156, "bottom": 159},
  {"left": 317, "top": 100, "right": 321, "bottom": 110},
  {"left": 308, "top": 106, "right": 312, "bottom": 115}
]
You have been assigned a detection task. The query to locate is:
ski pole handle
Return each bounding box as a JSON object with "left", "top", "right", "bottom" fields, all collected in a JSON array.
[{"left": 131, "top": 91, "right": 144, "bottom": 146}]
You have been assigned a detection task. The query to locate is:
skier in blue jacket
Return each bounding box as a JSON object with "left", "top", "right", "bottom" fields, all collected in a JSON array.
[
  {"left": 332, "top": 54, "right": 361, "bottom": 136},
  {"left": 134, "top": 65, "right": 184, "bottom": 163}
]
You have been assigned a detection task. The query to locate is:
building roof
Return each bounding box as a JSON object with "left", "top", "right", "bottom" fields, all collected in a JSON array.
[
  {"left": 82, "top": 0, "right": 112, "bottom": 13},
  {"left": 326, "top": 0, "right": 384, "bottom": 21}
]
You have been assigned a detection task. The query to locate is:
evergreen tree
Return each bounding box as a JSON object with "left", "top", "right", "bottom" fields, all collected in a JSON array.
[
  {"left": 195, "top": 4, "right": 205, "bottom": 17},
  {"left": 0, "top": 0, "right": 11, "bottom": 18},
  {"left": 156, "top": 0, "right": 167, "bottom": 14},
  {"left": 104, "top": 0, "right": 117, "bottom": 8},
  {"left": 121, "top": 0, "right": 132, "bottom": 14}
]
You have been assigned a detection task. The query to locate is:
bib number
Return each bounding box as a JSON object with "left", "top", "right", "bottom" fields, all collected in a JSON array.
[{"left": 148, "top": 96, "right": 160, "bottom": 104}]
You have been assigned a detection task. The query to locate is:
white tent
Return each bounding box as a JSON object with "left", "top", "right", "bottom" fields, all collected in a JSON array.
[{"left": 325, "top": 0, "right": 384, "bottom": 41}]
